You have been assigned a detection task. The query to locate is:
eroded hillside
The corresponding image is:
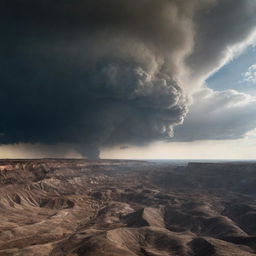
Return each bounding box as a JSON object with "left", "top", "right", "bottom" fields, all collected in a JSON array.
[{"left": 0, "top": 160, "right": 255, "bottom": 256}]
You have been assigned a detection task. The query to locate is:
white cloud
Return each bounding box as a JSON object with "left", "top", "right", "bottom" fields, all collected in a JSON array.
[
  {"left": 242, "top": 64, "right": 256, "bottom": 84},
  {"left": 173, "top": 88, "right": 256, "bottom": 141}
]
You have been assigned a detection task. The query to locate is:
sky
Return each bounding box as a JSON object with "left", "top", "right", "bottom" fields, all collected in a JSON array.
[
  {"left": 207, "top": 45, "right": 256, "bottom": 95},
  {"left": 0, "top": 0, "right": 256, "bottom": 159}
]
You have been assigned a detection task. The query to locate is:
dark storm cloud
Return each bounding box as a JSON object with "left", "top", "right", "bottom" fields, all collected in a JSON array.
[
  {"left": 0, "top": 0, "right": 256, "bottom": 158},
  {"left": 0, "top": 0, "right": 192, "bottom": 158},
  {"left": 187, "top": 0, "right": 256, "bottom": 83}
]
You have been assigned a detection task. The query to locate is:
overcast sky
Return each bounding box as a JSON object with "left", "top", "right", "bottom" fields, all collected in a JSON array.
[{"left": 0, "top": 0, "right": 256, "bottom": 159}]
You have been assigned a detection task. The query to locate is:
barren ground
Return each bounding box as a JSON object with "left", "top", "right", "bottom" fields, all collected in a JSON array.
[{"left": 0, "top": 159, "right": 255, "bottom": 256}]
